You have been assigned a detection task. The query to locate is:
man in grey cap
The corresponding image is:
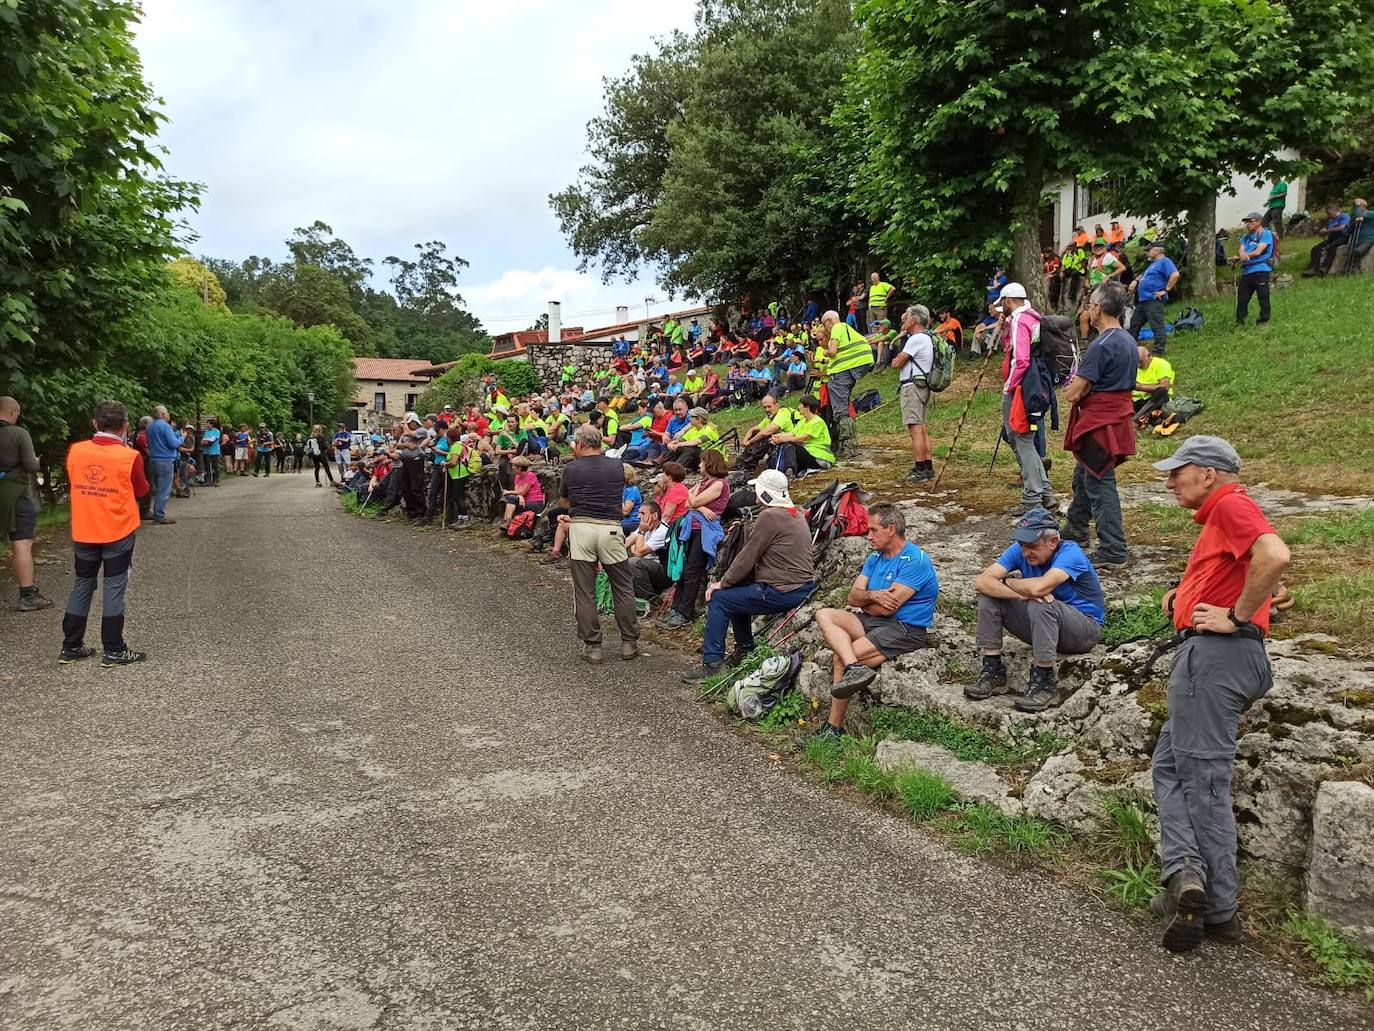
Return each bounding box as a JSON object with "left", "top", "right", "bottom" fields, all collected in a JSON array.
[
  {"left": 1147, "top": 435, "right": 1289, "bottom": 953},
  {"left": 1127, "top": 240, "right": 1179, "bottom": 355},
  {"left": 966, "top": 506, "right": 1104, "bottom": 712},
  {"left": 1234, "top": 212, "right": 1275, "bottom": 327}
]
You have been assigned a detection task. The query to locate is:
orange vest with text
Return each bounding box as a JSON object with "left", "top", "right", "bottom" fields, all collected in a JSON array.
[{"left": 67, "top": 439, "right": 140, "bottom": 544}]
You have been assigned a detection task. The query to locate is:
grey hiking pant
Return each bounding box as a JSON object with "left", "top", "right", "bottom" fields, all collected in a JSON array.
[
  {"left": 1002, "top": 392, "right": 1050, "bottom": 506},
  {"left": 61, "top": 531, "right": 136, "bottom": 654},
  {"left": 1152, "top": 633, "right": 1272, "bottom": 923},
  {"left": 975, "top": 594, "right": 1101, "bottom": 665},
  {"left": 1065, "top": 462, "right": 1127, "bottom": 563},
  {"left": 1128, "top": 298, "right": 1168, "bottom": 355},
  {"left": 827, "top": 366, "right": 867, "bottom": 456}
]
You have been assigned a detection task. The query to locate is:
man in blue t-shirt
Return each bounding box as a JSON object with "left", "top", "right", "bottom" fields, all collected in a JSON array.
[
  {"left": 1128, "top": 241, "right": 1180, "bottom": 355},
  {"left": 1304, "top": 203, "right": 1351, "bottom": 277},
  {"left": 965, "top": 507, "right": 1104, "bottom": 713},
  {"left": 804, "top": 503, "right": 940, "bottom": 743},
  {"left": 199, "top": 417, "right": 223, "bottom": 487},
  {"left": 1235, "top": 211, "right": 1275, "bottom": 327}
]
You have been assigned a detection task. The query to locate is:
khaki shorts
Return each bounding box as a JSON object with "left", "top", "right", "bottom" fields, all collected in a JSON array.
[
  {"left": 899, "top": 380, "right": 930, "bottom": 426},
  {"left": 569, "top": 520, "right": 628, "bottom": 565}
]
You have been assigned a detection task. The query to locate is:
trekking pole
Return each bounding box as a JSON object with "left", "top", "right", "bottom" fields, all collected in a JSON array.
[
  {"left": 988, "top": 430, "right": 1003, "bottom": 474},
  {"left": 442, "top": 470, "right": 449, "bottom": 527},
  {"left": 1345, "top": 217, "right": 1363, "bottom": 276},
  {"left": 932, "top": 356, "right": 993, "bottom": 489}
]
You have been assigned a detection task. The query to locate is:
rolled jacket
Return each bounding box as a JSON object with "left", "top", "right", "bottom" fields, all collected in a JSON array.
[{"left": 1064, "top": 391, "right": 1137, "bottom": 478}]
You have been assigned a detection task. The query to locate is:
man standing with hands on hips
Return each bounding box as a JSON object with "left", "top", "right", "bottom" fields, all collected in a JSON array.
[{"left": 1148, "top": 435, "right": 1289, "bottom": 954}]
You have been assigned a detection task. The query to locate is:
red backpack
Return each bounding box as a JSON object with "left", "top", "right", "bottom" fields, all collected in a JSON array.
[
  {"left": 837, "top": 487, "right": 869, "bottom": 537},
  {"left": 506, "top": 510, "right": 536, "bottom": 539}
]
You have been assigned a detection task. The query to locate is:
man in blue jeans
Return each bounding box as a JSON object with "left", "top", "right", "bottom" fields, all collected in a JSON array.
[
  {"left": 144, "top": 404, "right": 182, "bottom": 525},
  {"left": 680, "top": 469, "right": 815, "bottom": 683}
]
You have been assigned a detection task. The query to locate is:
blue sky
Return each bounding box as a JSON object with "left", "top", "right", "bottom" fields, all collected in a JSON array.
[{"left": 134, "top": 0, "right": 697, "bottom": 333}]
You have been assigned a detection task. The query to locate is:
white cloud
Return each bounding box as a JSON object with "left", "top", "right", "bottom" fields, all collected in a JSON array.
[
  {"left": 463, "top": 266, "right": 695, "bottom": 334},
  {"left": 133, "top": 0, "right": 697, "bottom": 296}
]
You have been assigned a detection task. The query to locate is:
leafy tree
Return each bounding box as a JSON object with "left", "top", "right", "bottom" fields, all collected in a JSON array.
[
  {"left": 260, "top": 262, "right": 374, "bottom": 352},
  {"left": 641, "top": 0, "right": 873, "bottom": 303},
  {"left": 550, "top": 37, "right": 692, "bottom": 283},
  {"left": 167, "top": 257, "right": 229, "bottom": 311},
  {"left": 1091, "top": 0, "right": 1374, "bottom": 295},
  {"left": 0, "top": 0, "right": 200, "bottom": 393},
  {"left": 286, "top": 220, "right": 373, "bottom": 297},
  {"left": 843, "top": 0, "right": 1160, "bottom": 312}
]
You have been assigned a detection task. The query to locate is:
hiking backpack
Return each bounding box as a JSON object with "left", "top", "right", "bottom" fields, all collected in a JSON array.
[
  {"left": 726, "top": 653, "right": 805, "bottom": 721},
  {"left": 923, "top": 333, "right": 956, "bottom": 392},
  {"left": 1035, "top": 315, "right": 1079, "bottom": 384},
  {"left": 506, "top": 510, "right": 536, "bottom": 540},
  {"left": 853, "top": 389, "right": 882, "bottom": 414}
]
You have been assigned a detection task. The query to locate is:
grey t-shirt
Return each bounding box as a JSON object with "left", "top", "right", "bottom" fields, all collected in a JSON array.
[
  {"left": 559, "top": 454, "right": 624, "bottom": 520},
  {"left": 0, "top": 422, "right": 39, "bottom": 478}
]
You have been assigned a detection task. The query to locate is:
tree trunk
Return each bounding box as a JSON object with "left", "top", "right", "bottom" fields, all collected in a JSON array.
[
  {"left": 1183, "top": 193, "right": 1218, "bottom": 298},
  {"left": 1010, "top": 150, "right": 1047, "bottom": 312}
]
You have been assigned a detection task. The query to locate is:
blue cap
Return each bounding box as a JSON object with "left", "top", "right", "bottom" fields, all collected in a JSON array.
[{"left": 1010, "top": 507, "right": 1059, "bottom": 543}]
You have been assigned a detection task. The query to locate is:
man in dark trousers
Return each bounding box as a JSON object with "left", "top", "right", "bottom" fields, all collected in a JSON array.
[
  {"left": 0, "top": 395, "right": 54, "bottom": 611},
  {"left": 559, "top": 424, "right": 640, "bottom": 665},
  {"left": 1148, "top": 435, "right": 1289, "bottom": 953},
  {"left": 60, "top": 400, "right": 150, "bottom": 667},
  {"left": 1062, "top": 281, "right": 1138, "bottom": 568}
]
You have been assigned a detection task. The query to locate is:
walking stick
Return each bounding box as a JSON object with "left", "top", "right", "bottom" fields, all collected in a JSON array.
[
  {"left": 932, "top": 356, "right": 993, "bottom": 489},
  {"left": 988, "top": 430, "right": 1003, "bottom": 474}
]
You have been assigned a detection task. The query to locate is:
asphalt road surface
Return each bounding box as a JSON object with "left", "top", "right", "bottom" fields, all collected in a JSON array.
[{"left": 2, "top": 474, "right": 1368, "bottom": 1030}]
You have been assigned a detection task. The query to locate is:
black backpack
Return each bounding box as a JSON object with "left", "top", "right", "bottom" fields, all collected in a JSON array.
[{"left": 1036, "top": 315, "right": 1079, "bottom": 384}]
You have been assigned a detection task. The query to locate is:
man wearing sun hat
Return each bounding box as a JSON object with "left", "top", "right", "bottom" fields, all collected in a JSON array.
[
  {"left": 681, "top": 469, "right": 815, "bottom": 684},
  {"left": 1146, "top": 435, "right": 1290, "bottom": 954}
]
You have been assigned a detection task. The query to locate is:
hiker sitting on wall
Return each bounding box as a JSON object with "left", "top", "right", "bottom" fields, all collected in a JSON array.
[
  {"left": 965, "top": 507, "right": 1105, "bottom": 714},
  {"left": 733, "top": 393, "right": 796, "bottom": 473},
  {"left": 804, "top": 503, "right": 939, "bottom": 745}
]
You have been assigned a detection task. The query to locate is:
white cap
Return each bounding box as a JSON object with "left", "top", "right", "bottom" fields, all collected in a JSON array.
[
  {"left": 748, "top": 468, "right": 794, "bottom": 508},
  {"left": 998, "top": 282, "right": 1028, "bottom": 300}
]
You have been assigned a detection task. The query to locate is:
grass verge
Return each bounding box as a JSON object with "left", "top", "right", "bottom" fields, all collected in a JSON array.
[
  {"left": 870, "top": 705, "right": 1066, "bottom": 768},
  {"left": 1282, "top": 912, "right": 1374, "bottom": 1002}
]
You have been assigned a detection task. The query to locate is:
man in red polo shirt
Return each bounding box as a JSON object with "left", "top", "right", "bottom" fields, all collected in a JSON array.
[{"left": 1148, "top": 435, "right": 1290, "bottom": 954}]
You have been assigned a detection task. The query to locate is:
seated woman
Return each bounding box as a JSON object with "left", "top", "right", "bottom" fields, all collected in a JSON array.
[
  {"left": 500, "top": 455, "right": 546, "bottom": 529},
  {"left": 768, "top": 393, "right": 834, "bottom": 478},
  {"left": 654, "top": 461, "right": 690, "bottom": 526},
  {"left": 660, "top": 448, "right": 731, "bottom": 629},
  {"left": 697, "top": 365, "right": 723, "bottom": 409},
  {"left": 621, "top": 463, "right": 644, "bottom": 535}
]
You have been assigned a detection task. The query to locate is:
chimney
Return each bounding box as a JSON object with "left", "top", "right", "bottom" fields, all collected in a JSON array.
[
  {"left": 615, "top": 305, "right": 629, "bottom": 324},
  {"left": 547, "top": 301, "right": 561, "bottom": 343}
]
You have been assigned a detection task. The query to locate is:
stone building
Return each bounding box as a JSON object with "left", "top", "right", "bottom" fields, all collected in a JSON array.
[{"left": 350, "top": 357, "right": 430, "bottom": 432}]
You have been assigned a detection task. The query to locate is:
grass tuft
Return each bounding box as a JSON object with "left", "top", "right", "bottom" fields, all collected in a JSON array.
[
  {"left": 1101, "top": 589, "right": 1170, "bottom": 648},
  {"left": 1282, "top": 911, "right": 1374, "bottom": 1001},
  {"left": 871, "top": 706, "right": 1066, "bottom": 768},
  {"left": 894, "top": 767, "right": 959, "bottom": 820},
  {"left": 1098, "top": 862, "right": 1163, "bottom": 909}
]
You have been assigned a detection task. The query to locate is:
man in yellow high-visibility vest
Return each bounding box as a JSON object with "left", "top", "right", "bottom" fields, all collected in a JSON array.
[
  {"left": 822, "top": 309, "right": 875, "bottom": 459},
  {"left": 867, "top": 271, "right": 895, "bottom": 327}
]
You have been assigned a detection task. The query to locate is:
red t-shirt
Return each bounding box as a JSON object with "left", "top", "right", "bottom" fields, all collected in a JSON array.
[
  {"left": 746, "top": 339, "right": 760, "bottom": 359},
  {"left": 651, "top": 412, "right": 670, "bottom": 434},
  {"left": 1173, "top": 484, "right": 1277, "bottom": 633},
  {"left": 658, "top": 481, "right": 690, "bottom": 523}
]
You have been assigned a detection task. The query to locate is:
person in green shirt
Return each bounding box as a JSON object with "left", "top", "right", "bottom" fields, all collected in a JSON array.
[
  {"left": 1263, "top": 178, "right": 1288, "bottom": 239},
  {"left": 665, "top": 407, "right": 722, "bottom": 472},
  {"left": 1132, "top": 345, "right": 1175, "bottom": 422},
  {"left": 867, "top": 272, "right": 895, "bottom": 327},
  {"left": 682, "top": 370, "right": 705, "bottom": 404},
  {"left": 736, "top": 393, "right": 797, "bottom": 471},
  {"left": 770, "top": 394, "right": 834, "bottom": 477}
]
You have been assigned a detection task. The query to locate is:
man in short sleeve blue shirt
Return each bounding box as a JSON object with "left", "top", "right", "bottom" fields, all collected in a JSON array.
[
  {"left": 1235, "top": 211, "right": 1275, "bottom": 326},
  {"left": 199, "top": 418, "right": 222, "bottom": 487},
  {"left": 965, "top": 507, "right": 1103, "bottom": 713},
  {"left": 804, "top": 503, "right": 940, "bottom": 743},
  {"left": 1128, "top": 241, "right": 1180, "bottom": 355},
  {"left": 1304, "top": 203, "right": 1351, "bottom": 277}
]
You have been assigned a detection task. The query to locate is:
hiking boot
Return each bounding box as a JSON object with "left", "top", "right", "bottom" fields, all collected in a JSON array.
[
  {"left": 1040, "top": 493, "right": 1057, "bottom": 512},
  {"left": 101, "top": 649, "right": 147, "bottom": 667},
  {"left": 58, "top": 646, "right": 97, "bottom": 665},
  {"left": 621, "top": 641, "right": 643, "bottom": 661},
  {"left": 1149, "top": 890, "right": 1169, "bottom": 920},
  {"left": 727, "top": 647, "right": 754, "bottom": 668},
  {"left": 831, "top": 662, "right": 878, "bottom": 699},
  {"left": 581, "top": 643, "right": 604, "bottom": 666},
  {"left": 1006, "top": 500, "right": 1042, "bottom": 516},
  {"left": 964, "top": 655, "right": 1008, "bottom": 700},
  {"left": 1092, "top": 552, "right": 1128, "bottom": 570},
  {"left": 680, "top": 661, "right": 724, "bottom": 685},
  {"left": 17, "top": 591, "right": 54, "bottom": 611},
  {"left": 904, "top": 465, "right": 934, "bottom": 483},
  {"left": 660, "top": 610, "right": 692, "bottom": 630},
  {"left": 1015, "top": 665, "right": 1058, "bottom": 712},
  {"left": 538, "top": 551, "right": 566, "bottom": 565},
  {"left": 1205, "top": 914, "right": 1244, "bottom": 945},
  {"left": 153, "top": 517, "right": 177, "bottom": 525},
  {"left": 796, "top": 722, "right": 845, "bottom": 750},
  {"left": 1159, "top": 870, "right": 1208, "bottom": 953}
]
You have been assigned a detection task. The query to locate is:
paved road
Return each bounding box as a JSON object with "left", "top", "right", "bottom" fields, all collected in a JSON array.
[{"left": 1, "top": 474, "right": 1368, "bottom": 1030}]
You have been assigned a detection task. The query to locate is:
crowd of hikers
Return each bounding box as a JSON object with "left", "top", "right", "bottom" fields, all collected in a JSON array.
[{"left": 8, "top": 202, "right": 1357, "bottom": 961}]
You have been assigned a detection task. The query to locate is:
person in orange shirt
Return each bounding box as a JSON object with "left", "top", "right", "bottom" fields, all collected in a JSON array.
[
  {"left": 59, "top": 399, "right": 150, "bottom": 667},
  {"left": 1107, "top": 220, "right": 1126, "bottom": 246},
  {"left": 933, "top": 309, "right": 964, "bottom": 350},
  {"left": 1071, "top": 225, "right": 1090, "bottom": 248}
]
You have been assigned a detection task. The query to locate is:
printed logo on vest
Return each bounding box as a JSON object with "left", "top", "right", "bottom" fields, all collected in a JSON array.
[{"left": 85, "top": 464, "right": 107, "bottom": 485}]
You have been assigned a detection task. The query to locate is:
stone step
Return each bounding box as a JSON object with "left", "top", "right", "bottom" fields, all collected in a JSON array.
[{"left": 874, "top": 739, "right": 1023, "bottom": 816}]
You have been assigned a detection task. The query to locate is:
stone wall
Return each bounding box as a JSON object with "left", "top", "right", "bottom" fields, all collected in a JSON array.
[{"left": 526, "top": 341, "right": 615, "bottom": 392}]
